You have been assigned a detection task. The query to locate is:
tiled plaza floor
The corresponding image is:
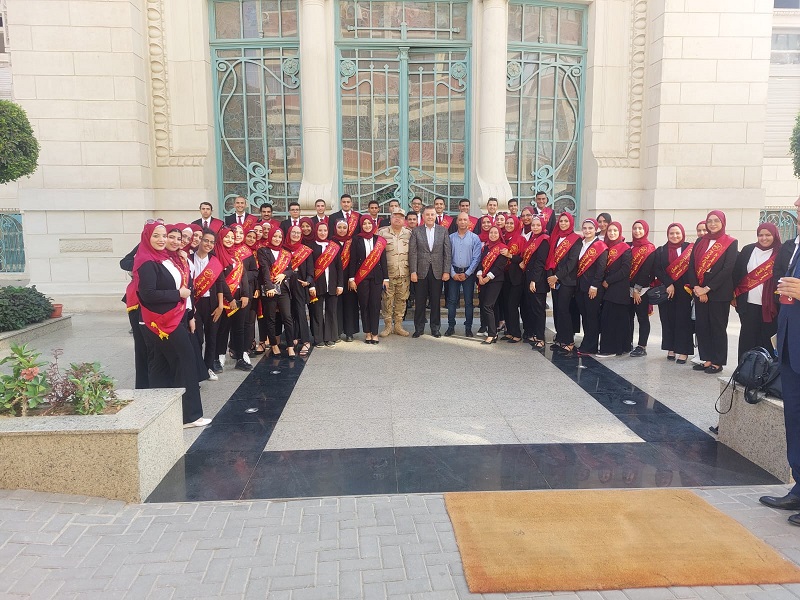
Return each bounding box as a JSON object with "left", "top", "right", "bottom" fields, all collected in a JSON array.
[{"left": 3, "top": 311, "right": 800, "bottom": 599}]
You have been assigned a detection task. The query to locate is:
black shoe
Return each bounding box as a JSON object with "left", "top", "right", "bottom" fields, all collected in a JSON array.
[
  {"left": 759, "top": 493, "right": 800, "bottom": 511},
  {"left": 345, "top": 335, "right": 353, "bottom": 342},
  {"left": 464, "top": 328, "right": 473, "bottom": 337},
  {"left": 477, "top": 326, "right": 487, "bottom": 334},
  {"left": 325, "top": 341, "right": 335, "bottom": 347},
  {"left": 315, "top": 343, "right": 325, "bottom": 348},
  {"left": 708, "top": 425, "right": 719, "bottom": 435},
  {"left": 444, "top": 327, "right": 455, "bottom": 337},
  {"left": 370, "top": 339, "right": 379, "bottom": 345},
  {"left": 412, "top": 331, "right": 422, "bottom": 338},
  {"left": 212, "top": 360, "right": 223, "bottom": 374},
  {"left": 235, "top": 359, "right": 252, "bottom": 372},
  {"left": 788, "top": 513, "right": 800, "bottom": 527},
  {"left": 705, "top": 365, "right": 723, "bottom": 374},
  {"left": 432, "top": 330, "right": 441, "bottom": 338},
  {"left": 693, "top": 363, "right": 709, "bottom": 371},
  {"left": 630, "top": 346, "right": 647, "bottom": 357}
]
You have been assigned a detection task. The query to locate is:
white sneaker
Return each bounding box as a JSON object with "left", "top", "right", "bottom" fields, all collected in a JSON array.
[
  {"left": 183, "top": 417, "right": 212, "bottom": 429},
  {"left": 207, "top": 369, "right": 218, "bottom": 381},
  {"left": 242, "top": 352, "right": 252, "bottom": 365}
]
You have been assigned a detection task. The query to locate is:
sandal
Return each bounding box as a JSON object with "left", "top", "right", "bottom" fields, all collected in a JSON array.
[
  {"left": 251, "top": 342, "right": 267, "bottom": 356},
  {"left": 298, "top": 342, "right": 311, "bottom": 357},
  {"left": 533, "top": 339, "right": 545, "bottom": 349}
]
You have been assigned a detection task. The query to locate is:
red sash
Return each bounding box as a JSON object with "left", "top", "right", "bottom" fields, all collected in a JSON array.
[
  {"left": 193, "top": 255, "right": 223, "bottom": 299},
  {"left": 605, "top": 245, "right": 626, "bottom": 270},
  {"left": 346, "top": 212, "right": 360, "bottom": 237},
  {"left": 270, "top": 248, "right": 293, "bottom": 282},
  {"left": 481, "top": 244, "right": 506, "bottom": 275},
  {"left": 314, "top": 243, "right": 341, "bottom": 280},
  {"left": 242, "top": 214, "right": 258, "bottom": 231},
  {"left": 354, "top": 237, "right": 387, "bottom": 285},
  {"left": 538, "top": 207, "right": 553, "bottom": 225},
  {"left": 577, "top": 241, "right": 608, "bottom": 277},
  {"left": 665, "top": 243, "right": 694, "bottom": 282},
  {"left": 695, "top": 237, "right": 735, "bottom": 285},
  {"left": 142, "top": 258, "right": 189, "bottom": 338},
  {"left": 468, "top": 215, "right": 478, "bottom": 228},
  {"left": 552, "top": 233, "right": 580, "bottom": 267},
  {"left": 520, "top": 235, "right": 548, "bottom": 270},
  {"left": 439, "top": 215, "right": 453, "bottom": 228},
  {"left": 200, "top": 218, "right": 223, "bottom": 233},
  {"left": 630, "top": 243, "right": 656, "bottom": 280},
  {"left": 734, "top": 253, "right": 776, "bottom": 297},
  {"left": 290, "top": 245, "right": 313, "bottom": 270},
  {"left": 233, "top": 244, "right": 252, "bottom": 262},
  {"left": 224, "top": 259, "right": 244, "bottom": 316},
  {"left": 339, "top": 238, "right": 353, "bottom": 270}
]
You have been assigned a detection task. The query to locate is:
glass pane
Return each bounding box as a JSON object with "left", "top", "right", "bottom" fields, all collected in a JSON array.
[
  {"left": 542, "top": 7, "right": 558, "bottom": 44},
  {"left": 523, "top": 5, "right": 540, "bottom": 43},
  {"left": 451, "top": 2, "right": 467, "bottom": 40},
  {"left": 559, "top": 8, "right": 583, "bottom": 46},
  {"left": 215, "top": 2, "right": 241, "bottom": 39},
  {"left": 508, "top": 4, "right": 522, "bottom": 43},
  {"left": 261, "top": 0, "right": 280, "bottom": 36},
  {"left": 242, "top": 0, "right": 260, "bottom": 37},
  {"left": 281, "top": 0, "right": 298, "bottom": 36}
]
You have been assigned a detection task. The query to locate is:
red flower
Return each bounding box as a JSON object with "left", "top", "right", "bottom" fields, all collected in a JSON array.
[{"left": 20, "top": 367, "right": 39, "bottom": 381}]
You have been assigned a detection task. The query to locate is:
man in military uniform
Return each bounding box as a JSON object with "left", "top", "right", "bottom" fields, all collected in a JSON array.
[{"left": 377, "top": 207, "right": 412, "bottom": 337}]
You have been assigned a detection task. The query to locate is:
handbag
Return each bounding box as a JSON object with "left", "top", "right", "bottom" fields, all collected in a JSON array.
[
  {"left": 646, "top": 284, "right": 669, "bottom": 305},
  {"left": 716, "top": 347, "right": 782, "bottom": 413}
]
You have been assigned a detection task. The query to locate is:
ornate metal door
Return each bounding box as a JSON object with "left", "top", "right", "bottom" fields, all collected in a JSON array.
[{"left": 338, "top": 48, "right": 470, "bottom": 213}]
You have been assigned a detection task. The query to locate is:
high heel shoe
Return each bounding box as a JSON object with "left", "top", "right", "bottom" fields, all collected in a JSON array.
[{"left": 481, "top": 337, "right": 495, "bottom": 345}]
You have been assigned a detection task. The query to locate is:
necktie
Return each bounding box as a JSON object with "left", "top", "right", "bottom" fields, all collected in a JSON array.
[
  {"left": 203, "top": 220, "right": 208, "bottom": 229},
  {"left": 238, "top": 215, "right": 243, "bottom": 225},
  {"left": 293, "top": 219, "right": 297, "bottom": 227}
]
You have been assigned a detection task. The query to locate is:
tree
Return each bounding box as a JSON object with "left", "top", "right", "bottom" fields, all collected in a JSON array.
[
  {"left": 792, "top": 111, "right": 800, "bottom": 179},
  {"left": 0, "top": 100, "right": 39, "bottom": 185}
]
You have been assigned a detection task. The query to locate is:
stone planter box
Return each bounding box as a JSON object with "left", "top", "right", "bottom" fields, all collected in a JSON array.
[
  {"left": 717, "top": 379, "right": 791, "bottom": 483},
  {"left": 0, "top": 315, "right": 72, "bottom": 354},
  {"left": 0, "top": 388, "right": 184, "bottom": 503}
]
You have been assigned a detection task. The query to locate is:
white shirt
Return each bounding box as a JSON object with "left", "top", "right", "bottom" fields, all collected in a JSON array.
[
  {"left": 192, "top": 253, "right": 211, "bottom": 298},
  {"left": 316, "top": 241, "right": 330, "bottom": 287},
  {"left": 162, "top": 259, "right": 193, "bottom": 310},
  {"left": 425, "top": 225, "right": 436, "bottom": 251},
  {"left": 746, "top": 246, "right": 774, "bottom": 306},
  {"left": 579, "top": 238, "right": 595, "bottom": 259}
]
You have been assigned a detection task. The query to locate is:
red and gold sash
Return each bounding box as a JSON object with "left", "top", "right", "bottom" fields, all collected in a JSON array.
[
  {"left": 552, "top": 233, "right": 580, "bottom": 267},
  {"left": 193, "top": 255, "right": 223, "bottom": 299},
  {"left": 224, "top": 259, "right": 244, "bottom": 316},
  {"left": 143, "top": 258, "right": 189, "bottom": 338},
  {"left": 695, "top": 237, "right": 735, "bottom": 285},
  {"left": 270, "top": 248, "right": 293, "bottom": 283},
  {"left": 734, "top": 252, "right": 776, "bottom": 297},
  {"left": 665, "top": 243, "right": 694, "bottom": 282},
  {"left": 346, "top": 212, "right": 360, "bottom": 237},
  {"left": 605, "top": 245, "right": 626, "bottom": 270},
  {"left": 233, "top": 244, "right": 252, "bottom": 262},
  {"left": 314, "top": 243, "right": 341, "bottom": 280},
  {"left": 629, "top": 243, "right": 656, "bottom": 280},
  {"left": 439, "top": 215, "right": 453, "bottom": 229},
  {"left": 242, "top": 214, "right": 258, "bottom": 231},
  {"left": 481, "top": 244, "right": 506, "bottom": 275},
  {"left": 339, "top": 238, "right": 353, "bottom": 270},
  {"left": 468, "top": 215, "right": 478, "bottom": 228},
  {"left": 538, "top": 207, "right": 553, "bottom": 225},
  {"left": 354, "top": 237, "right": 387, "bottom": 285},
  {"left": 202, "top": 218, "right": 223, "bottom": 233},
  {"left": 520, "top": 235, "right": 548, "bottom": 270},
  {"left": 577, "top": 241, "right": 608, "bottom": 277},
  {"left": 290, "top": 245, "right": 313, "bottom": 270}
]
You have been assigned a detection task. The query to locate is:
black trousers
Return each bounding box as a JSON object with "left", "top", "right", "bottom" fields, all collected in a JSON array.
[
  {"left": 695, "top": 299, "right": 731, "bottom": 366},
  {"left": 577, "top": 291, "right": 602, "bottom": 353},
  {"left": 479, "top": 279, "right": 503, "bottom": 338},
  {"left": 193, "top": 296, "right": 219, "bottom": 370},
  {"left": 142, "top": 324, "right": 203, "bottom": 424},
  {"left": 520, "top": 286, "right": 535, "bottom": 338},
  {"left": 244, "top": 298, "right": 258, "bottom": 353},
  {"left": 553, "top": 285, "right": 577, "bottom": 344},
  {"left": 216, "top": 305, "right": 247, "bottom": 361},
  {"left": 781, "top": 342, "right": 800, "bottom": 496},
  {"left": 357, "top": 279, "right": 383, "bottom": 335},
  {"left": 658, "top": 291, "right": 694, "bottom": 356},
  {"left": 737, "top": 301, "right": 778, "bottom": 362},
  {"left": 600, "top": 301, "right": 632, "bottom": 355},
  {"left": 526, "top": 290, "right": 547, "bottom": 340},
  {"left": 128, "top": 308, "right": 149, "bottom": 389},
  {"left": 338, "top": 289, "right": 360, "bottom": 336},
  {"left": 262, "top": 292, "right": 294, "bottom": 347},
  {"left": 629, "top": 297, "right": 651, "bottom": 347},
  {"left": 291, "top": 297, "right": 313, "bottom": 344},
  {"left": 414, "top": 270, "right": 443, "bottom": 333},
  {"left": 503, "top": 281, "right": 523, "bottom": 338},
  {"left": 312, "top": 294, "right": 338, "bottom": 343}
]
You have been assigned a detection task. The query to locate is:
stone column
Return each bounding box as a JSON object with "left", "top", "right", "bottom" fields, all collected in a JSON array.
[
  {"left": 297, "top": 0, "right": 334, "bottom": 211},
  {"left": 475, "top": 0, "right": 513, "bottom": 210}
]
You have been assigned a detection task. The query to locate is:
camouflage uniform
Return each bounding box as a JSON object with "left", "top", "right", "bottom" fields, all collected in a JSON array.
[{"left": 377, "top": 223, "right": 412, "bottom": 336}]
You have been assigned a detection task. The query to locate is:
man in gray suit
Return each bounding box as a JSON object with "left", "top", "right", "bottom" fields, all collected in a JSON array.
[{"left": 409, "top": 206, "right": 452, "bottom": 338}]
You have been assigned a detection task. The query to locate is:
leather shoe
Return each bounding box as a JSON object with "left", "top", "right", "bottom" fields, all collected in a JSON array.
[
  {"left": 432, "top": 330, "right": 442, "bottom": 338},
  {"left": 464, "top": 328, "right": 473, "bottom": 337},
  {"left": 788, "top": 513, "right": 800, "bottom": 527},
  {"left": 759, "top": 493, "right": 800, "bottom": 511},
  {"left": 345, "top": 335, "right": 353, "bottom": 342},
  {"left": 444, "top": 327, "right": 455, "bottom": 337},
  {"left": 412, "top": 331, "right": 422, "bottom": 338}
]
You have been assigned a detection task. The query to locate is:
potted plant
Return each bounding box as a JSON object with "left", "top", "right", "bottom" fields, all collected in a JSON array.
[{"left": 50, "top": 303, "right": 63, "bottom": 319}]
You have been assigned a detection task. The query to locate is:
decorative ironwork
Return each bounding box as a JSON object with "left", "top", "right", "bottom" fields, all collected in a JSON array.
[
  {"left": 761, "top": 209, "right": 798, "bottom": 243},
  {"left": 0, "top": 213, "right": 25, "bottom": 273},
  {"left": 212, "top": 0, "right": 299, "bottom": 41},
  {"left": 214, "top": 48, "right": 301, "bottom": 216},
  {"left": 339, "top": 0, "right": 468, "bottom": 41}
]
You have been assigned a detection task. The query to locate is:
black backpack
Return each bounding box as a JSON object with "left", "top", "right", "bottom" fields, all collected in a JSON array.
[{"left": 716, "top": 347, "right": 782, "bottom": 413}]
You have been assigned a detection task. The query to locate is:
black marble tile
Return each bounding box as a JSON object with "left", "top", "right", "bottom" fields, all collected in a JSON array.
[
  {"left": 146, "top": 451, "right": 262, "bottom": 502},
  {"left": 212, "top": 398, "right": 288, "bottom": 424},
  {"left": 613, "top": 413, "right": 711, "bottom": 442},
  {"left": 523, "top": 442, "right": 681, "bottom": 489},
  {"left": 187, "top": 422, "right": 277, "bottom": 455},
  {"left": 241, "top": 448, "right": 397, "bottom": 499},
  {"left": 396, "top": 445, "right": 549, "bottom": 493}
]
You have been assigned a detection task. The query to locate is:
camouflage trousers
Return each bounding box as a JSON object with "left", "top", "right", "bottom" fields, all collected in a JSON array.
[{"left": 381, "top": 276, "right": 410, "bottom": 324}]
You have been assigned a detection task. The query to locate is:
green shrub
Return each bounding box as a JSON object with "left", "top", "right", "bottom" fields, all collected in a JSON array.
[
  {"left": 68, "top": 362, "right": 117, "bottom": 415},
  {"left": 0, "top": 101, "right": 39, "bottom": 185},
  {"left": 0, "top": 343, "right": 49, "bottom": 416},
  {"left": 792, "top": 111, "right": 800, "bottom": 179},
  {"left": 0, "top": 286, "right": 54, "bottom": 332}
]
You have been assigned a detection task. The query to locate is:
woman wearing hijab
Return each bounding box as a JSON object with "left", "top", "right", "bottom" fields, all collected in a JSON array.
[
  {"left": 477, "top": 215, "right": 492, "bottom": 245},
  {"left": 299, "top": 217, "right": 315, "bottom": 247},
  {"left": 242, "top": 227, "right": 262, "bottom": 357},
  {"left": 733, "top": 223, "right": 781, "bottom": 362},
  {"left": 523, "top": 214, "right": 551, "bottom": 349},
  {"left": 653, "top": 223, "right": 694, "bottom": 364},
  {"left": 476, "top": 226, "right": 509, "bottom": 345},
  {"left": 257, "top": 227, "right": 296, "bottom": 358},
  {"left": 332, "top": 219, "right": 359, "bottom": 342},
  {"left": 628, "top": 220, "right": 657, "bottom": 357},
  {"left": 501, "top": 216, "right": 524, "bottom": 343},
  {"left": 696, "top": 221, "right": 708, "bottom": 239},
  {"left": 598, "top": 222, "right": 632, "bottom": 356},
  {"left": 348, "top": 216, "right": 389, "bottom": 344},
  {"left": 130, "top": 222, "right": 209, "bottom": 428},
  {"left": 546, "top": 212, "right": 582, "bottom": 352},
  {"left": 191, "top": 228, "right": 226, "bottom": 378},
  {"left": 213, "top": 226, "right": 252, "bottom": 372},
  {"left": 687, "top": 210, "right": 738, "bottom": 374},
  {"left": 574, "top": 219, "right": 608, "bottom": 355},
  {"left": 311, "top": 222, "right": 344, "bottom": 347},
  {"left": 285, "top": 224, "right": 315, "bottom": 357}
]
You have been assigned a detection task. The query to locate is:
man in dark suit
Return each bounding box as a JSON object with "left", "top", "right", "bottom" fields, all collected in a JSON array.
[
  {"left": 408, "top": 206, "right": 452, "bottom": 337},
  {"left": 760, "top": 195, "right": 800, "bottom": 525},
  {"left": 280, "top": 201, "right": 302, "bottom": 235},
  {"left": 192, "top": 201, "right": 223, "bottom": 233},
  {"left": 224, "top": 196, "right": 252, "bottom": 227},
  {"left": 330, "top": 193, "right": 360, "bottom": 237},
  {"left": 312, "top": 199, "right": 329, "bottom": 225}
]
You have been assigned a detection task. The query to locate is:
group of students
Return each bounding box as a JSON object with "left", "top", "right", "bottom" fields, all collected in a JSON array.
[{"left": 122, "top": 194, "right": 789, "bottom": 427}]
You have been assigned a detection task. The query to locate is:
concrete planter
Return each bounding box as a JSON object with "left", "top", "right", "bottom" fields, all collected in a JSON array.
[
  {"left": 0, "top": 315, "right": 72, "bottom": 354},
  {"left": 0, "top": 388, "right": 184, "bottom": 503},
  {"left": 717, "top": 378, "right": 791, "bottom": 483}
]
